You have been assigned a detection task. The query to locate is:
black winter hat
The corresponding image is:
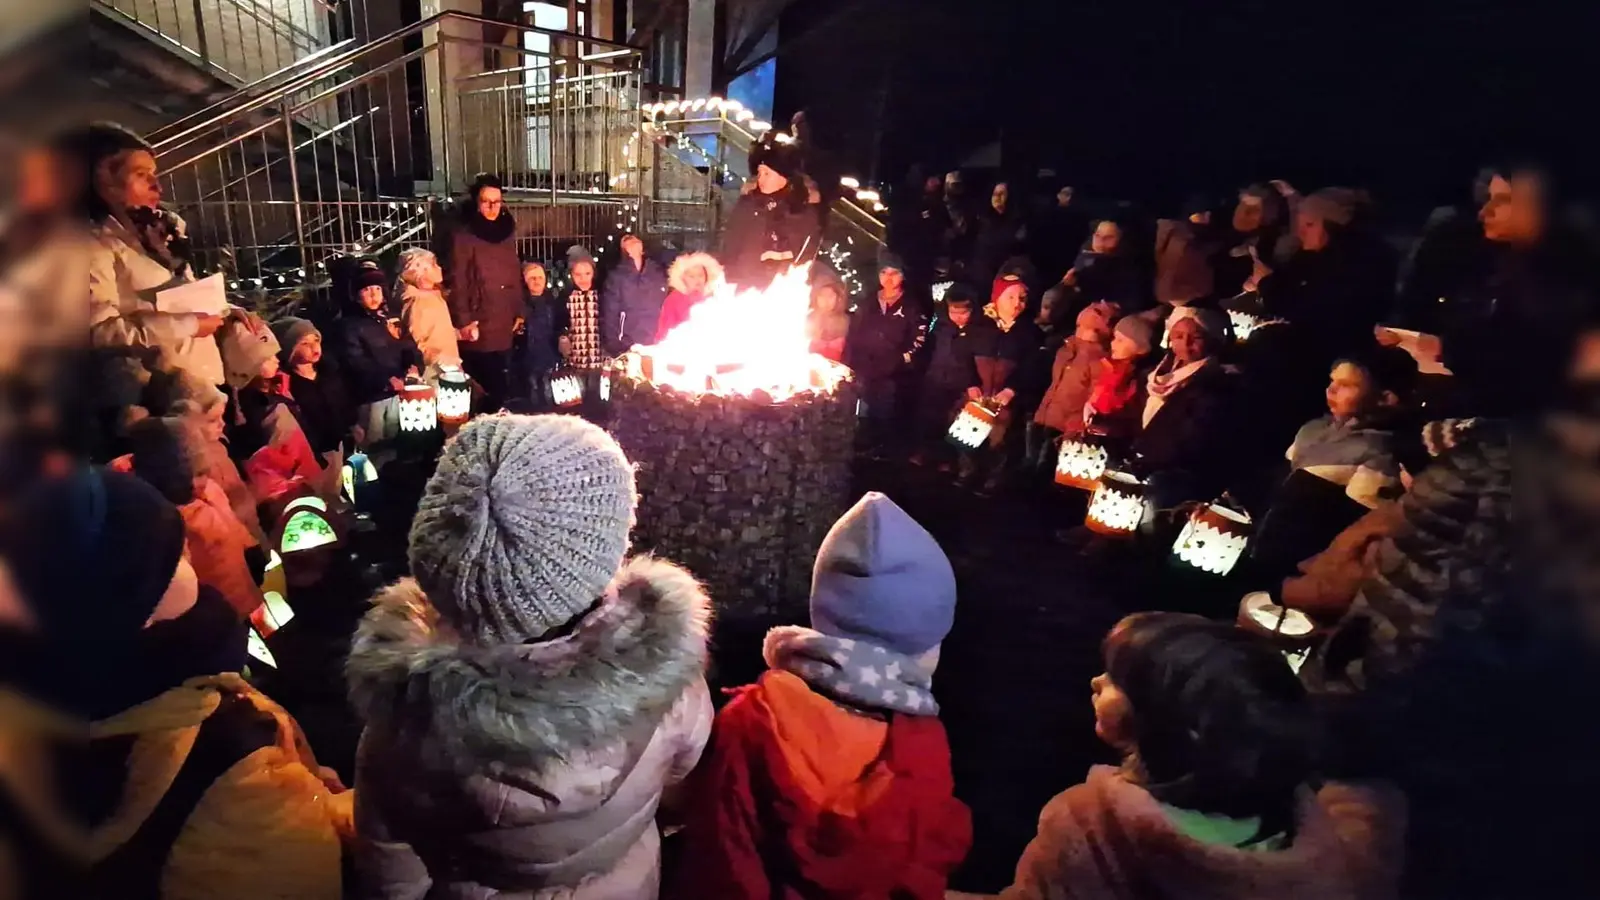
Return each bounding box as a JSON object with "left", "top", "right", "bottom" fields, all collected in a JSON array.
[
  {"left": 749, "top": 138, "right": 802, "bottom": 182},
  {"left": 0, "top": 467, "right": 187, "bottom": 645}
]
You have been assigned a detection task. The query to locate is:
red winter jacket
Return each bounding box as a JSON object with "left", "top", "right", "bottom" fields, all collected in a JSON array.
[{"left": 671, "top": 670, "right": 971, "bottom": 900}]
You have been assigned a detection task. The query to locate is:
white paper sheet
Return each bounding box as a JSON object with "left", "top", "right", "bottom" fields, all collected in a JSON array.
[
  {"left": 156, "top": 272, "right": 227, "bottom": 316},
  {"left": 1375, "top": 326, "right": 1452, "bottom": 376}
]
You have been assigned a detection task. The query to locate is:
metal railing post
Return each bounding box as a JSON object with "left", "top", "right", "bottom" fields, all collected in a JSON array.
[
  {"left": 282, "top": 100, "right": 308, "bottom": 265},
  {"left": 191, "top": 0, "right": 211, "bottom": 68}
]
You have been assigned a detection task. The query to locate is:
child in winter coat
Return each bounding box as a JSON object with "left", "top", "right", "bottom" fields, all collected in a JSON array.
[
  {"left": 558, "top": 250, "right": 606, "bottom": 369},
  {"left": 396, "top": 247, "right": 466, "bottom": 376},
  {"left": 655, "top": 251, "right": 724, "bottom": 342},
  {"left": 218, "top": 316, "right": 330, "bottom": 505},
  {"left": 0, "top": 468, "right": 352, "bottom": 900},
  {"left": 807, "top": 279, "right": 851, "bottom": 362},
  {"left": 912, "top": 286, "right": 981, "bottom": 467},
  {"left": 124, "top": 416, "right": 266, "bottom": 618},
  {"left": 846, "top": 255, "right": 928, "bottom": 455},
  {"left": 347, "top": 415, "right": 713, "bottom": 899},
  {"left": 958, "top": 612, "right": 1403, "bottom": 900},
  {"left": 1249, "top": 345, "right": 1419, "bottom": 586},
  {"left": 158, "top": 371, "right": 267, "bottom": 545},
  {"left": 519, "top": 261, "right": 561, "bottom": 408},
  {"left": 672, "top": 492, "right": 972, "bottom": 899},
  {"left": 1084, "top": 315, "right": 1157, "bottom": 442},
  {"left": 1027, "top": 302, "right": 1114, "bottom": 472},
  {"left": 958, "top": 273, "right": 1043, "bottom": 493},
  {"left": 332, "top": 262, "right": 420, "bottom": 418},
  {"left": 272, "top": 316, "right": 355, "bottom": 455}
]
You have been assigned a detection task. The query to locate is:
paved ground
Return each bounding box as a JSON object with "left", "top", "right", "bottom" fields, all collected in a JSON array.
[{"left": 264, "top": 452, "right": 1248, "bottom": 893}]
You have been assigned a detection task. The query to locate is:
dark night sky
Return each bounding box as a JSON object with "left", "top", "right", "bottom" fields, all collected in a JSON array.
[{"left": 776, "top": 0, "right": 1597, "bottom": 217}]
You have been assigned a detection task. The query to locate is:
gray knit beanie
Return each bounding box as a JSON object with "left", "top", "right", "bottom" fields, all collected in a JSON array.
[{"left": 407, "top": 414, "right": 638, "bottom": 644}]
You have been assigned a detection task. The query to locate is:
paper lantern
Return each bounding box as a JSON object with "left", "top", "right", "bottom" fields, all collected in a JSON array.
[
  {"left": 250, "top": 551, "right": 297, "bottom": 639},
  {"left": 259, "top": 549, "right": 286, "bottom": 609},
  {"left": 1055, "top": 433, "right": 1109, "bottom": 490},
  {"left": 398, "top": 383, "right": 438, "bottom": 433},
  {"left": 946, "top": 400, "right": 998, "bottom": 451},
  {"left": 437, "top": 366, "right": 472, "bottom": 421},
  {"left": 598, "top": 370, "right": 611, "bottom": 402},
  {"left": 1227, "top": 309, "right": 1263, "bottom": 342},
  {"left": 341, "top": 451, "right": 379, "bottom": 508},
  {"left": 278, "top": 495, "right": 338, "bottom": 555},
  {"left": 1171, "top": 502, "right": 1253, "bottom": 575},
  {"left": 1237, "top": 592, "right": 1318, "bottom": 654},
  {"left": 1084, "top": 470, "right": 1148, "bottom": 537},
  {"left": 247, "top": 627, "right": 278, "bottom": 670},
  {"left": 931, "top": 280, "right": 955, "bottom": 303},
  {"left": 549, "top": 369, "right": 585, "bottom": 408}
]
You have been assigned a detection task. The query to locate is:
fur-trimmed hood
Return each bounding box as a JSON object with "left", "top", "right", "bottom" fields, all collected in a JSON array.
[
  {"left": 346, "top": 555, "right": 711, "bottom": 774},
  {"left": 667, "top": 251, "right": 725, "bottom": 295}
]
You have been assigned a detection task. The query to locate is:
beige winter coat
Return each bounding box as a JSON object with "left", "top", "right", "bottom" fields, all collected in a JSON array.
[
  {"left": 87, "top": 219, "right": 223, "bottom": 389},
  {"left": 347, "top": 556, "right": 714, "bottom": 900},
  {"left": 401, "top": 284, "right": 461, "bottom": 372}
]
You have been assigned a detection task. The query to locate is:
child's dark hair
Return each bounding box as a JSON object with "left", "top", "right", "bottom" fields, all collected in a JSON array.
[
  {"left": 1339, "top": 344, "right": 1419, "bottom": 404},
  {"left": 126, "top": 417, "right": 198, "bottom": 506},
  {"left": 1102, "top": 612, "right": 1313, "bottom": 833},
  {"left": 944, "top": 283, "right": 977, "bottom": 310}
]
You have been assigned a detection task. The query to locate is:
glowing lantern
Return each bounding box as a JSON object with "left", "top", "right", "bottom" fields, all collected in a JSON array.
[
  {"left": 437, "top": 366, "right": 472, "bottom": 422},
  {"left": 947, "top": 401, "right": 998, "bottom": 451},
  {"left": 1227, "top": 309, "right": 1263, "bottom": 341},
  {"left": 341, "top": 451, "right": 379, "bottom": 510},
  {"left": 1171, "top": 502, "right": 1253, "bottom": 575},
  {"left": 1055, "top": 432, "right": 1110, "bottom": 490},
  {"left": 247, "top": 627, "right": 278, "bottom": 670},
  {"left": 278, "top": 495, "right": 338, "bottom": 555},
  {"left": 1084, "top": 470, "right": 1149, "bottom": 537},
  {"left": 598, "top": 370, "right": 611, "bottom": 402},
  {"left": 249, "top": 550, "right": 297, "bottom": 639},
  {"left": 398, "top": 383, "right": 438, "bottom": 433},
  {"left": 549, "top": 369, "right": 585, "bottom": 408}
]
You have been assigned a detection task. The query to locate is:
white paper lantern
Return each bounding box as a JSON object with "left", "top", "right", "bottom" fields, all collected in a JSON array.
[
  {"left": 946, "top": 400, "right": 998, "bottom": 450},
  {"left": 598, "top": 370, "right": 611, "bottom": 402},
  {"left": 1084, "top": 470, "right": 1148, "bottom": 537},
  {"left": 398, "top": 383, "right": 438, "bottom": 433},
  {"left": 931, "top": 280, "right": 955, "bottom": 303},
  {"left": 1227, "top": 309, "right": 1263, "bottom": 342},
  {"left": 247, "top": 627, "right": 278, "bottom": 670},
  {"left": 341, "top": 451, "right": 379, "bottom": 507},
  {"left": 438, "top": 367, "right": 472, "bottom": 420},
  {"left": 1238, "top": 591, "right": 1318, "bottom": 656},
  {"left": 1171, "top": 502, "right": 1253, "bottom": 575},
  {"left": 549, "top": 370, "right": 585, "bottom": 408},
  {"left": 1055, "top": 434, "right": 1109, "bottom": 491}
]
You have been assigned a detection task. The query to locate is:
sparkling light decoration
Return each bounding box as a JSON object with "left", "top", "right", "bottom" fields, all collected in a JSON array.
[
  {"left": 1055, "top": 434, "right": 1110, "bottom": 490},
  {"left": 947, "top": 400, "right": 999, "bottom": 450},
  {"left": 1084, "top": 470, "right": 1149, "bottom": 537},
  {"left": 623, "top": 263, "right": 849, "bottom": 401},
  {"left": 397, "top": 383, "right": 438, "bottom": 433},
  {"left": 1171, "top": 502, "right": 1253, "bottom": 575}
]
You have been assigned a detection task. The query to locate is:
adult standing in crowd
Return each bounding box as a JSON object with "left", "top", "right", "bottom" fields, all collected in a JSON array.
[
  {"left": 78, "top": 123, "right": 225, "bottom": 418},
  {"left": 347, "top": 414, "right": 713, "bottom": 899},
  {"left": 1213, "top": 184, "right": 1290, "bottom": 297},
  {"left": 1030, "top": 182, "right": 1090, "bottom": 283},
  {"left": 449, "top": 173, "right": 523, "bottom": 412},
  {"left": 603, "top": 232, "right": 668, "bottom": 354},
  {"left": 0, "top": 468, "right": 352, "bottom": 899},
  {"left": 971, "top": 181, "right": 1026, "bottom": 291},
  {"left": 721, "top": 139, "right": 820, "bottom": 290}
]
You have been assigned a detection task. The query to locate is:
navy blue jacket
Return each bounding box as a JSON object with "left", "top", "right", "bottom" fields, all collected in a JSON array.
[
  {"left": 845, "top": 294, "right": 928, "bottom": 381},
  {"left": 331, "top": 313, "right": 418, "bottom": 404},
  {"left": 923, "top": 316, "right": 981, "bottom": 389},
  {"left": 602, "top": 257, "right": 669, "bottom": 353},
  {"left": 522, "top": 289, "right": 562, "bottom": 374}
]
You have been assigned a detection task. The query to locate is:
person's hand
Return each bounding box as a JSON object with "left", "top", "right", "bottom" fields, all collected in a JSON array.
[
  {"left": 902, "top": 352, "right": 914, "bottom": 365},
  {"left": 514, "top": 316, "right": 525, "bottom": 335},
  {"left": 385, "top": 319, "right": 402, "bottom": 340},
  {"left": 1414, "top": 333, "right": 1443, "bottom": 360},
  {"left": 740, "top": 180, "right": 757, "bottom": 196},
  {"left": 759, "top": 250, "right": 794, "bottom": 262},
  {"left": 458, "top": 321, "right": 480, "bottom": 342},
  {"left": 1063, "top": 268, "right": 1077, "bottom": 286},
  {"left": 388, "top": 376, "right": 406, "bottom": 392},
  {"left": 1374, "top": 327, "right": 1404, "bottom": 348},
  {"left": 406, "top": 366, "right": 420, "bottom": 379},
  {"left": 1083, "top": 402, "right": 1096, "bottom": 424},
  {"left": 193, "top": 313, "right": 225, "bottom": 338},
  {"left": 352, "top": 424, "right": 367, "bottom": 448},
  {"left": 995, "top": 388, "right": 1015, "bottom": 407},
  {"left": 966, "top": 387, "right": 983, "bottom": 402}
]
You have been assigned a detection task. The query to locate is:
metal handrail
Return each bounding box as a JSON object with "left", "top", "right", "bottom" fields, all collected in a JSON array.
[
  {"left": 147, "top": 37, "right": 358, "bottom": 143},
  {"left": 152, "top": 10, "right": 643, "bottom": 156}
]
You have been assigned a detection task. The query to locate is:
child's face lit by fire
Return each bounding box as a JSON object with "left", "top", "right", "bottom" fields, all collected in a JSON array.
[
  {"left": 879, "top": 267, "right": 904, "bottom": 295},
  {"left": 571, "top": 261, "right": 595, "bottom": 291},
  {"left": 1326, "top": 362, "right": 1379, "bottom": 422},
  {"left": 683, "top": 265, "right": 708, "bottom": 294},
  {"left": 995, "top": 285, "right": 1026, "bottom": 323},
  {"left": 290, "top": 333, "right": 322, "bottom": 367},
  {"left": 198, "top": 402, "right": 226, "bottom": 443},
  {"left": 1110, "top": 330, "right": 1144, "bottom": 361}
]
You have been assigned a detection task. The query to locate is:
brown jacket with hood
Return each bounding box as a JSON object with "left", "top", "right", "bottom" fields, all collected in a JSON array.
[{"left": 346, "top": 556, "right": 714, "bottom": 900}]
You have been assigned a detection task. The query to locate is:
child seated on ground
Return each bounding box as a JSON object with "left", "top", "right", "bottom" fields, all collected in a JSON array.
[
  {"left": 1084, "top": 315, "right": 1157, "bottom": 442},
  {"left": 124, "top": 417, "right": 266, "bottom": 618},
  {"left": 1248, "top": 345, "right": 1418, "bottom": 586},
  {"left": 1026, "top": 302, "right": 1114, "bottom": 474},
  {"left": 912, "top": 286, "right": 981, "bottom": 469},
  {"left": 672, "top": 492, "right": 972, "bottom": 899},
  {"left": 955, "top": 612, "right": 1404, "bottom": 900},
  {"left": 157, "top": 371, "right": 267, "bottom": 544}
]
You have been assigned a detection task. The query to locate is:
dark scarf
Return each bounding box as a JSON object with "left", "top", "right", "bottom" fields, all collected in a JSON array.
[
  {"left": 126, "top": 205, "right": 193, "bottom": 279},
  {"left": 6, "top": 588, "right": 248, "bottom": 722},
  {"left": 464, "top": 206, "right": 516, "bottom": 244}
]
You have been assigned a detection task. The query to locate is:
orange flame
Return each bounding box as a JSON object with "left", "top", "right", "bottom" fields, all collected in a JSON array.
[{"left": 623, "top": 263, "right": 850, "bottom": 401}]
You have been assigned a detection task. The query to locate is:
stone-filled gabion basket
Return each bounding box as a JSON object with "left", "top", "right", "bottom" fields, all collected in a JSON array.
[{"left": 608, "top": 375, "right": 859, "bottom": 619}]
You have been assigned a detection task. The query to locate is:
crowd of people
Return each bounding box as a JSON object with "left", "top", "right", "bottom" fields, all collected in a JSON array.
[{"left": 0, "top": 109, "right": 1597, "bottom": 900}]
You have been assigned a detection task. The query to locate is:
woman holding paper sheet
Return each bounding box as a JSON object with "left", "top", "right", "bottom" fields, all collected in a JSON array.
[{"left": 72, "top": 123, "right": 227, "bottom": 404}]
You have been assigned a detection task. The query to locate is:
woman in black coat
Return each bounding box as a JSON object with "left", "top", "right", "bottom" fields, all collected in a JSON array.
[
  {"left": 1131, "top": 309, "right": 1240, "bottom": 508},
  {"left": 721, "top": 141, "right": 820, "bottom": 290}
]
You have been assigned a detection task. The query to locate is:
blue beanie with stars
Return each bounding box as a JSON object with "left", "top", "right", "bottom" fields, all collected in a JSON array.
[{"left": 809, "top": 492, "right": 957, "bottom": 656}]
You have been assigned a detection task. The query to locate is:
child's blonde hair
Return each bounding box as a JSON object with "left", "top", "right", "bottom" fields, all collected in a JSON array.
[{"left": 396, "top": 248, "right": 440, "bottom": 290}]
